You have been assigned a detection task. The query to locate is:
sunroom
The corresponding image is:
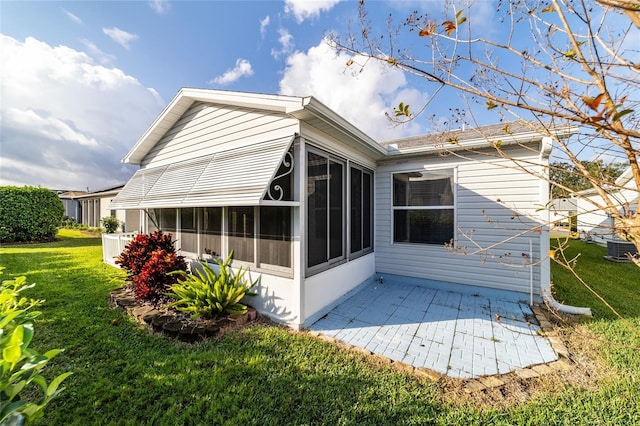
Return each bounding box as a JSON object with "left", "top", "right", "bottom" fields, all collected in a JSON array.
[{"left": 110, "top": 89, "right": 385, "bottom": 328}]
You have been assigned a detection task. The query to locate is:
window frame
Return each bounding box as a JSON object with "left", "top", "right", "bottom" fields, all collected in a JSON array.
[
  {"left": 349, "top": 163, "right": 374, "bottom": 258},
  {"left": 306, "top": 147, "right": 347, "bottom": 276},
  {"left": 257, "top": 206, "right": 293, "bottom": 273},
  {"left": 391, "top": 167, "right": 457, "bottom": 246}
]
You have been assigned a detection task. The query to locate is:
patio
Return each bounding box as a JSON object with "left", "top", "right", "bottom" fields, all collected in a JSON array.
[{"left": 308, "top": 276, "right": 558, "bottom": 379}]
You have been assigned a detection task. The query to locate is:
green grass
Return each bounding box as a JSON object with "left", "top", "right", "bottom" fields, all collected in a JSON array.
[
  {"left": 550, "top": 237, "right": 640, "bottom": 319},
  {"left": 0, "top": 230, "right": 638, "bottom": 425}
]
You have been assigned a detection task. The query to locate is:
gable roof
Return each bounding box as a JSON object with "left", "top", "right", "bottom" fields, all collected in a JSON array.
[{"left": 122, "top": 88, "right": 386, "bottom": 165}]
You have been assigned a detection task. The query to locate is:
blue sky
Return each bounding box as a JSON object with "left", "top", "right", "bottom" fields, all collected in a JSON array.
[
  {"left": 1, "top": 0, "right": 607, "bottom": 191},
  {"left": 3, "top": 0, "right": 455, "bottom": 190}
]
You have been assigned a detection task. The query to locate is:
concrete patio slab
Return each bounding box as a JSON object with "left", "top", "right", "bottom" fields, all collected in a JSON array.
[{"left": 308, "top": 275, "right": 558, "bottom": 379}]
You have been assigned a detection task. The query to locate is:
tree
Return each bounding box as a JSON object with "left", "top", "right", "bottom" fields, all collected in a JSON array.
[
  {"left": 331, "top": 0, "right": 639, "bottom": 268},
  {"left": 550, "top": 160, "right": 627, "bottom": 198}
]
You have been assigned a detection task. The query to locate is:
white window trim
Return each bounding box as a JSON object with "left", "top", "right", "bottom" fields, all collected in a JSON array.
[{"left": 390, "top": 166, "right": 458, "bottom": 246}]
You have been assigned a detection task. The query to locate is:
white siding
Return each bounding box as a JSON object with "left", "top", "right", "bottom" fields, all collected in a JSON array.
[
  {"left": 577, "top": 186, "right": 637, "bottom": 243},
  {"left": 141, "top": 102, "right": 299, "bottom": 168},
  {"left": 376, "top": 146, "right": 546, "bottom": 296}
]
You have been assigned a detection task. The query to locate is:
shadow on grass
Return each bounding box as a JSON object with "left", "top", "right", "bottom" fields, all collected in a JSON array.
[
  {"left": 2, "top": 237, "right": 447, "bottom": 425},
  {"left": 550, "top": 238, "right": 640, "bottom": 320}
]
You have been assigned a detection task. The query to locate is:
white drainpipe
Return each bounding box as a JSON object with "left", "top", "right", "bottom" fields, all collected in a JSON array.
[{"left": 539, "top": 136, "right": 592, "bottom": 316}]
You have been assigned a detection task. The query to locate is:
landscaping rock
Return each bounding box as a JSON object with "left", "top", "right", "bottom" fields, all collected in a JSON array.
[
  {"left": 109, "top": 288, "right": 258, "bottom": 342},
  {"left": 163, "top": 321, "right": 184, "bottom": 338},
  {"left": 151, "top": 314, "right": 174, "bottom": 332},
  {"left": 142, "top": 309, "right": 164, "bottom": 324},
  {"left": 230, "top": 312, "right": 249, "bottom": 326},
  {"left": 247, "top": 307, "right": 257, "bottom": 322},
  {"left": 179, "top": 325, "right": 207, "bottom": 342},
  {"left": 132, "top": 305, "right": 155, "bottom": 320}
]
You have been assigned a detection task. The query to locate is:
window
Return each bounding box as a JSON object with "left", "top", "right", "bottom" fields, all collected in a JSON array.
[
  {"left": 350, "top": 166, "right": 373, "bottom": 254},
  {"left": 228, "top": 207, "right": 254, "bottom": 263},
  {"left": 153, "top": 208, "right": 176, "bottom": 232},
  {"left": 201, "top": 207, "right": 222, "bottom": 257},
  {"left": 393, "top": 170, "right": 454, "bottom": 245},
  {"left": 307, "top": 151, "right": 344, "bottom": 269},
  {"left": 179, "top": 208, "right": 197, "bottom": 253},
  {"left": 259, "top": 207, "right": 291, "bottom": 268}
]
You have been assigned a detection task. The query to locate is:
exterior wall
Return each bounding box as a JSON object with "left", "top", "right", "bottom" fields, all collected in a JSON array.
[
  {"left": 577, "top": 186, "right": 637, "bottom": 243},
  {"left": 298, "top": 123, "right": 379, "bottom": 327},
  {"left": 61, "top": 199, "right": 82, "bottom": 222},
  {"left": 140, "top": 102, "right": 299, "bottom": 168},
  {"left": 239, "top": 269, "right": 301, "bottom": 327},
  {"left": 303, "top": 253, "right": 376, "bottom": 326},
  {"left": 80, "top": 199, "right": 101, "bottom": 227},
  {"left": 79, "top": 196, "right": 134, "bottom": 231},
  {"left": 124, "top": 209, "right": 142, "bottom": 233},
  {"left": 376, "top": 145, "right": 546, "bottom": 297}
]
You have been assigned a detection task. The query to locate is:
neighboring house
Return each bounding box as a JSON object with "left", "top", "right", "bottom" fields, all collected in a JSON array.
[
  {"left": 58, "top": 190, "right": 87, "bottom": 222},
  {"left": 110, "top": 88, "right": 576, "bottom": 329},
  {"left": 549, "top": 197, "right": 577, "bottom": 229},
  {"left": 576, "top": 167, "right": 638, "bottom": 244},
  {"left": 75, "top": 185, "right": 141, "bottom": 232}
]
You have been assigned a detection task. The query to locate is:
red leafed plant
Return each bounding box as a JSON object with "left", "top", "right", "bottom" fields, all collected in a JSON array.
[{"left": 116, "top": 230, "right": 188, "bottom": 304}]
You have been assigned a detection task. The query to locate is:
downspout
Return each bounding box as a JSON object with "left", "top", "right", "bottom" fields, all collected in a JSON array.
[{"left": 539, "top": 137, "right": 592, "bottom": 316}]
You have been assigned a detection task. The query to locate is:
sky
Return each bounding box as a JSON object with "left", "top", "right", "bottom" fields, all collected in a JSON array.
[
  {"left": 1, "top": 0, "right": 474, "bottom": 191},
  {"left": 1, "top": 1, "right": 633, "bottom": 191}
]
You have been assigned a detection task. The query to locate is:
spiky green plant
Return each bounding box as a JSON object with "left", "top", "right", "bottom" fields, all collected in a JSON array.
[{"left": 167, "top": 252, "right": 258, "bottom": 318}]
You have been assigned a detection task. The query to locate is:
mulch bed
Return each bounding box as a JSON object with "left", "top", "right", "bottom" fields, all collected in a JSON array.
[{"left": 109, "top": 287, "right": 258, "bottom": 342}]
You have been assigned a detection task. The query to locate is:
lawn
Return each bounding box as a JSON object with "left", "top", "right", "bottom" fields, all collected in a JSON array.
[{"left": 0, "top": 230, "right": 638, "bottom": 425}]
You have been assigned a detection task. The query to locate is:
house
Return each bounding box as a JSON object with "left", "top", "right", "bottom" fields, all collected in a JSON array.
[
  {"left": 576, "top": 167, "right": 638, "bottom": 244},
  {"left": 58, "top": 190, "right": 87, "bottom": 223},
  {"left": 74, "top": 185, "right": 141, "bottom": 232},
  {"left": 110, "top": 88, "right": 576, "bottom": 329},
  {"left": 549, "top": 197, "right": 578, "bottom": 230}
]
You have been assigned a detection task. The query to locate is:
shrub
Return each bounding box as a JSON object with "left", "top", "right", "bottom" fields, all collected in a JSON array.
[
  {"left": 101, "top": 216, "right": 121, "bottom": 234},
  {"left": 0, "top": 268, "right": 72, "bottom": 425},
  {"left": 116, "top": 231, "right": 188, "bottom": 304},
  {"left": 0, "top": 186, "right": 64, "bottom": 243},
  {"left": 167, "top": 252, "right": 258, "bottom": 318},
  {"left": 61, "top": 217, "right": 79, "bottom": 229}
]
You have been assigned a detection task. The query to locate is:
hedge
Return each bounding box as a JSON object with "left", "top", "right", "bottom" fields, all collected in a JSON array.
[{"left": 0, "top": 186, "right": 64, "bottom": 243}]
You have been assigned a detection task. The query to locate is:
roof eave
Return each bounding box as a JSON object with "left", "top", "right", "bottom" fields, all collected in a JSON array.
[
  {"left": 296, "top": 97, "right": 387, "bottom": 159},
  {"left": 382, "top": 125, "right": 579, "bottom": 158}
]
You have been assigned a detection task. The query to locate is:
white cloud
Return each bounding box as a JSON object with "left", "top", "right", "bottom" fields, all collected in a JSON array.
[
  {"left": 81, "top": 39, "right": 116, "bottom": 64},
  {"left": 103, "top": 27, "right": 138, "bottom": 50},
  {"left": 209, "top": 58, "right": 254, "bottom": 85},
  {"left": 284, "top": 0, "right": 341, "bottom": 23},
  {"left": 5, "top": 108, "right": 99, "bottom": 147},
  {"left": 0, "top": 35, "right": 164, "bottom": 190},
  {"left": 279, "top": 39, "right": 429, "bottom": 141},
  {"left": 63, "top": 9, "right": 83, "bottom": 25},
  {"left": 260, "top": 16, "right": 270, "bottom": 38},
  {"left": 149, "top": 0, "right": 170, "bottom": 15},
  {"left": 271, "top": 28, "right": 294, "bottom": 59}
]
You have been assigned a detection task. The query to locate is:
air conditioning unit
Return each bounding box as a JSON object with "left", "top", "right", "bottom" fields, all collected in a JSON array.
[{"left": 606, "top": 240, "right": 638, "bottom": 260}]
